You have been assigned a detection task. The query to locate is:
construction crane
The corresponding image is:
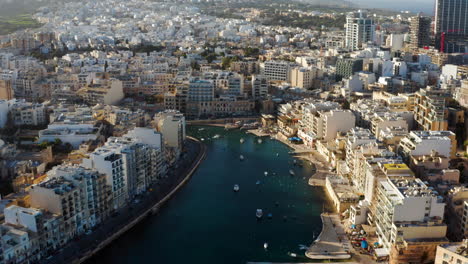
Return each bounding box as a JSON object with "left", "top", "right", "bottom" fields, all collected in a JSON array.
[{"left": 440, "top": 29, "right": 463, "bottom": 52}]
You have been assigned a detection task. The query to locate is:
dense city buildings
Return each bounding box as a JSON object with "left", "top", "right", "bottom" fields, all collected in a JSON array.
[{"left": 0, "top": 0, "right": 467, "bottom": 263}]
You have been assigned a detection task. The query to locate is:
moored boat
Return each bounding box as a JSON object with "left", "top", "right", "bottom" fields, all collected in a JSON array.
[
  {"left": 233, "top": 184, "right": 239, "bottom": 192},
  {"left": 256, "top": 209, "right": 263, "bottom": 219}
]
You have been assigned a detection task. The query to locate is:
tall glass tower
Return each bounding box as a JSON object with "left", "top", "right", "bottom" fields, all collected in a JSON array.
[{"left": 435, "top": 0, "right": 468, "bottom": 53}]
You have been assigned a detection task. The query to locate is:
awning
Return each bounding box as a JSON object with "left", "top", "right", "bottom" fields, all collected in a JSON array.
[{"left": 374, "top": 248, "right": 389, "bottom": 257}]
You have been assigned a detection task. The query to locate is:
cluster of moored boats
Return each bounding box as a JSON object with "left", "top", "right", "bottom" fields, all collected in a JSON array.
[{"left": 224, "top": 121, "right": 261, "bottom": 130}]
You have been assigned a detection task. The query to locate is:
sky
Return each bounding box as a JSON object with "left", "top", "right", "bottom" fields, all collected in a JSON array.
[{"left": 355, "top": 0, "right": 435, "bottom": 14}]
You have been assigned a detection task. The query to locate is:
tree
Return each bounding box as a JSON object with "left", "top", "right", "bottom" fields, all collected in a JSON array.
[
  {"left": 54, "top": 138, "right": 62, "bottom": 146},
  {"left": 191, "top": 61, "right": 200, "bottom": 70}
]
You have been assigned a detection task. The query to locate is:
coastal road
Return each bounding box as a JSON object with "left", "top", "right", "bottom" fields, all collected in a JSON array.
[{"left": 42, "top": 138, "right": 204, "bottom": 264}]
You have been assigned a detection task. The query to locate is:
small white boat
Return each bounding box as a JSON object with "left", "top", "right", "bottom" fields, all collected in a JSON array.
[
  {"left": 240, "top": 155, "right": 244, "bottom": 161},
  {"left": 293, "top": 159, "right": 297, "bottom": 165},
  {"left": 256, "top": 209, "right": 263, "bottom": 219},
  {"left": 213, "top": 134, "right": 220, "bottom": 139},
  {"left": 263, "top": 242, "right": 268, "bottom": 249},
  {"left": 299, "top": 244, "right": 308, "bottom": 250},
  {"left": 201, "top": 138, "right": 205, "bottom": 141},
  {"left": 257, "top": 138, "right": 263, "bottom": 144},
  {"left": 240, "top": 138, "right": 245, "bottom": 144},
  {"left": 289, "top": 252, "right": 297, "bottom": 258},
  {"left": 198, "top": 128, "right": 205, "bottom": 131},
  {"left": 264, "top": 171, "right": 268, "bottom": 176},
  {"left": 276, "top": 153, "right": 279, "bottom": 157},
  {"left": 233, "top": 184, "right": 239, "bottom": 192},
  {"left": 289, "top": 169, "right": 295, "bottom": 176}
]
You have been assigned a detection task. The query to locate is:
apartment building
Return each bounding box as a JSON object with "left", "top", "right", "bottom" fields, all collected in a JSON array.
[
  {"left": 374, "top": 178, "right": 447, "bottom": 263},
  {"left": 187, "top": 78, "right": 214, "bottom": 102},
  {"left": 0, "top": 79, "right": 13, "bottom": 100},
  {"left": 306, "top": 110, "right": 356, "bottom": 141},
  {"left": 414, "top": 88, "right": 450, "bottom": 131},
  {"left": 83, "top": 128, "right": 166, "bottom": 209},
  {"left": 345, "top": 10, "right": 375, "bottom": 51},
  {"left": 251, "top": 75, "right": 268, "bottom": 99},
  {"left": 154, "top": 110, "right": 186, "bottom": 151},
  {"left": 446, "top": 188, "right": 468, "bottom": 241},
  {"left": 29, "top": 177, "right": 88, "bottom": 239},
  {"left": 38, "top": 106, "right": 102, "bottom": 148},
  {"left": 345, "top": 128, "right": 377, "bottom": 178},
  {"left": 399, "top": 131, "right": 456, "bottom": 160},
  {"left": 435, "top": 242, "right": 468, "bottom": 264},
  {"left": 9, "top": 99, "right": 47, "bottom": 127},
  {"left": 0, "top": 224, "right": 36, "bottom": 264},
  {"left": 371, "top": 113, "right": 409, "bottom": 137},
  {"left": 77, "top": 78, "right": 124, "bottom": 105},
  {"left": 3, "top": 205, "right": 64, "bottom": 258},
  {"left": 290, "top": 67, "right": 315, "bottom": 89},
  {"left": 261, "top": 60, "right": 295, "bottom": 81},
  {"left": 46, "top": 165, "right": 112, "bottom": 227}
]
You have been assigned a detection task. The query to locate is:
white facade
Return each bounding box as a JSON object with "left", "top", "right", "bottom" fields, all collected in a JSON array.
[
  {"left": 318, "top": 110, "right": 356, "bottom": 141},
  {"left": 83, "top": 127, "right": 166, "bottom": 209},
  {"left": 261, "top": 60, "right": 294, "bottom": 81},
  {"left": 4, "top": 206, "right": 42, "bottom": 233},
  {"left": 399, "top": 131, "right": 453, "bottom": 158},
  {"left": 251, "top": 75, "right": 268, "bottom": 99},
  {"left": 154, "top": 111, "right": 186, "bottom": 150},
  {"left": 375, "top": 178, "right": 446, "bottom": 249},
  {"left": 345, "top": 10, "right": 375, "bottom": 51}
]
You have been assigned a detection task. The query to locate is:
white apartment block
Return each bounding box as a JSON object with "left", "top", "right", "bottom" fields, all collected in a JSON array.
[
  {"left": 345, "top": 128, "right": 377, "bottom": 177},
  {"left": 251, "top": 75, "right": 268, "bottom": 99},
  {"left": 83, "top": 128, "right": 166, "bottom": 209},
  {"left": 374, "top": 178, "right": 446, "bottom": 250},
  {"left": 304, "top": 110, "right": 355, "bottom": 141},
  {"left": 9, "top": 99, "right": 47, "bottom": 126},
  {"left": 345, "top": 10, "right": 375, "bottom": 51},
  {"left": 261, "top": 60, "right": 295, "bottom": 81},
  {"left": 46, "top": 165, "right": 111, "bottom": 227},
  {"left": 3, "top": 205, "right": 64, "bottom": 259},
  {"left": 188, "top": 78, "right": 214, "bottom": 102},
  {"left": 0, "top": 225, "right": 35, "bottom": 264},
  {"left": 399, "top": 131, "right": 455, "bottom": 160},
  {"left": 82, "top": 146, "right": 127, "bottom": 210},
  {"left": 371, "top": 113, "right": 409, "bottom": 137},
  {"left": 154, "top": 110, "right": 186, "bottom": 151},
  {"left": 38, "top": 105, "right": 102, "bottom": 148}
]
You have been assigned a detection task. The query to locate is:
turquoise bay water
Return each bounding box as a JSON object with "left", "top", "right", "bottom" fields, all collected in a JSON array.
[{"left": 89, "top": 126, "right": 326, "bottom": 263}]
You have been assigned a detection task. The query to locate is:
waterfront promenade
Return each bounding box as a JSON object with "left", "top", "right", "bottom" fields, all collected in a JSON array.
[
  {"left": 306, "top": 213, "right": 351, "bottom": 260},
  {"left": 43, "top": 137, "right": 206, "bottom": 264}
]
